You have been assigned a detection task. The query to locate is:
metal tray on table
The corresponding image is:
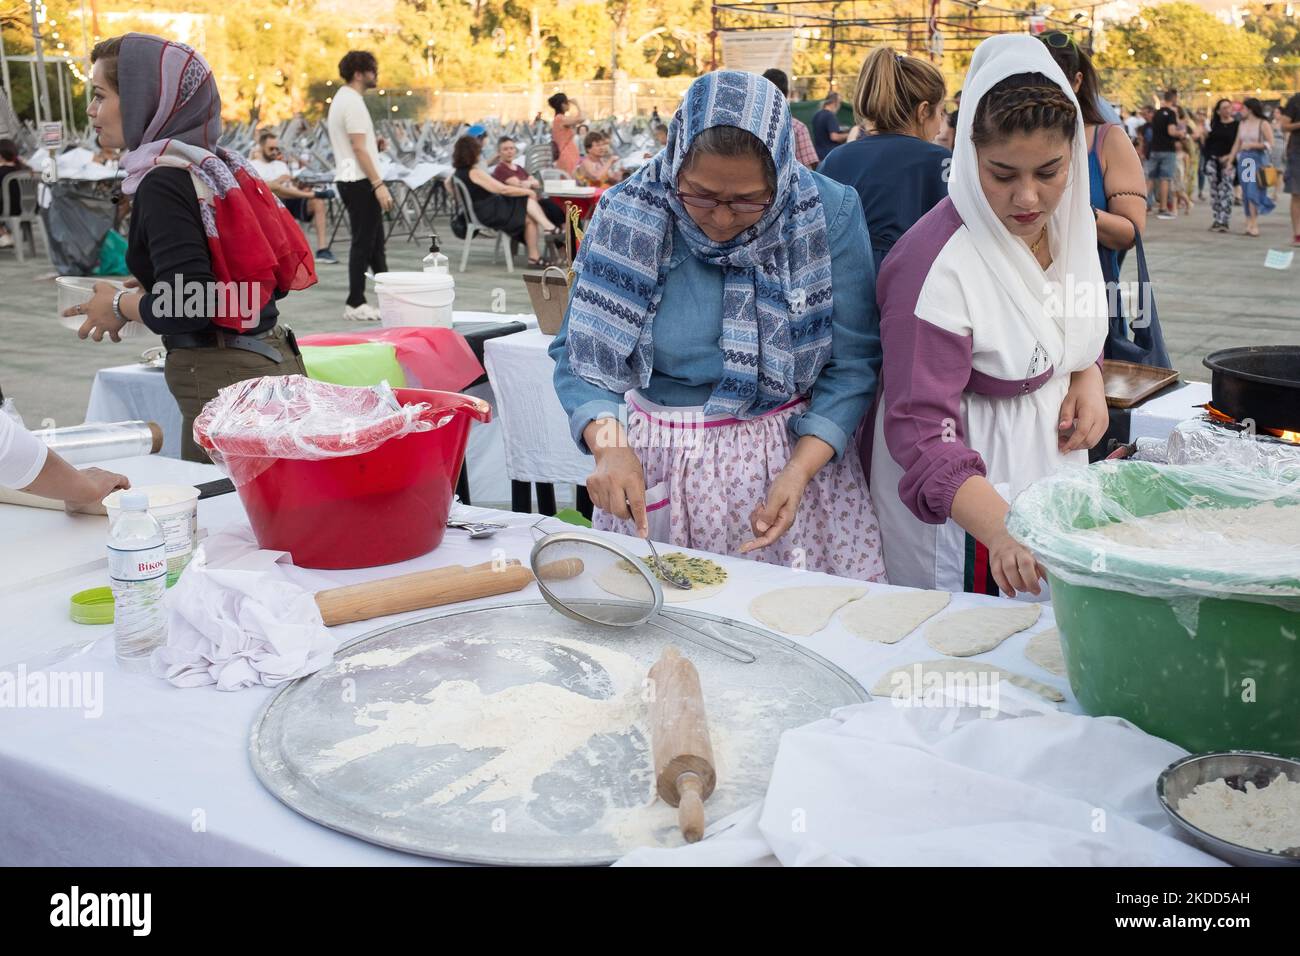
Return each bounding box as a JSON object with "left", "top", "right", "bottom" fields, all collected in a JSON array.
[{"left": 249, "top": 601, "right": 866, "bottom": 866}]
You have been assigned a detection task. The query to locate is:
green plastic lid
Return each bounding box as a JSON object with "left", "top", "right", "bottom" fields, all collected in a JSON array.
[{"left": 70, "top": 586, "right": 115, "bottom": 626}]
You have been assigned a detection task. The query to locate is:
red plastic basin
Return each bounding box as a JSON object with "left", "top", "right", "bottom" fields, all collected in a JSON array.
[{"left": 224, "top": 388, "right": 490, "bottom": 569}]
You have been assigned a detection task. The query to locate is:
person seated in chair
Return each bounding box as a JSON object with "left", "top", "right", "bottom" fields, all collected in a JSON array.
[
  {"left": 452, "top": 134, "right": 559, "bottom": 267},
  {"left": 250, "top": 131, "right": 337, "bottom": 264},
  {"left": 492, "top": 135, "right": 566, "bottom": 232}
]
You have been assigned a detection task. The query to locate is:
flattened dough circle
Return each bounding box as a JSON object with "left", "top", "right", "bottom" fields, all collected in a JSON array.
[
  {"left": 1024, "top": 628, "right": 1067, "bottom": 677},
  {"left": 840, "top": 589, "right": 950, "bottom": 644},
  {"left": 749, "top": 585, "right": 867, "bottom": 637},
  {"left": 925, "top": 604, "right": 1042, "bottom": 658}
]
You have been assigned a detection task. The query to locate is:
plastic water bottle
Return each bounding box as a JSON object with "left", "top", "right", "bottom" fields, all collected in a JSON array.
[
  {"left": 107, "top": 493, "right": 168, "bottom": 671},
  {"left": 422, "top": 233, "right": 449, "bottom": 274}
]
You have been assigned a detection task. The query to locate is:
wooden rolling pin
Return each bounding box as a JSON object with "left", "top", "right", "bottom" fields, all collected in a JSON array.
[
  {"left": 648, "top": 645, "right": 716, "bottom": 844},
  {"left": 313, "top": 556, "right": 586, "bottom": 627},
  {"left": 315, "top": 560, "right": 530, "bottom": 626}
]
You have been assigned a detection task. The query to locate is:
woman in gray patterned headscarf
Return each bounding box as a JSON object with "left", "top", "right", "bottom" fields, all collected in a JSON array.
[{"left": 66, "top": 34, "right": 316, "bottom": 462}]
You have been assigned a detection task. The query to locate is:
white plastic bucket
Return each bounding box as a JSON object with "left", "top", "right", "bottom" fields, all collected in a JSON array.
[
  {"left": 55, "top": 276, "right": 148, "bottom": 339},
  {"left": 372, "top": 272, "right": 455, "bottom": 329},
  {"left": 104, "top": 484, "right": 200, "bottom": 588}
]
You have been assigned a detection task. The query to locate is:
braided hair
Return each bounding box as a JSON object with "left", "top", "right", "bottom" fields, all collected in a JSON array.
[{"left": 971, "top": 73, "right": 1078, "bottom": 148}]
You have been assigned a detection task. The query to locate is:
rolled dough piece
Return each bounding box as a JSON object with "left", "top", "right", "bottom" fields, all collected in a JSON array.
[
  {"left": 840, "top": 589, "right": 950, "bottom": 644},
  {"left": 925, "top": 604, "right": 1042, "bottom": 658},
  {"left": 869, "top": 658, "right": 1065, "bottom": 704},
  {"left": 749, "top": 586, "right": 867, "bottom": 637},
  {"left": 1024, "top": 628, "right": 1067, "bottom": 677},
  {"left": 595, "top": 553, "right": 727, "bottom": 604}
]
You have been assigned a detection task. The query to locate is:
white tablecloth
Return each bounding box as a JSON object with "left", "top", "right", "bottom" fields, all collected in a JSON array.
[
  {"left": 1129, "top": 380, "right": 1213, "bottom": 444},
  {"left": 0, "top": 452, "right": 1215, "bottom": 866},
  {"left": 483, "top": 328, "right": 594, "bottom": 487}
]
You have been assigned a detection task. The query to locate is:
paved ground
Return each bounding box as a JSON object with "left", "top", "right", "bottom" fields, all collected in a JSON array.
[{"left": 1, "top": 194, "right": 1296, "bottom": 431}]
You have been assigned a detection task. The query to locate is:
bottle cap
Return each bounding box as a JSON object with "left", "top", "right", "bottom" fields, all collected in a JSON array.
[
  {"left": 120, "top": 492, "right": 150, "bottom": 511},
  {"left": 70, "top": 586, "right": 115, "bottom": 625}
]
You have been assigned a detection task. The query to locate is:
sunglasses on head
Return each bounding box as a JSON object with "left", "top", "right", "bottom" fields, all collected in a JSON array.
[
  {"left": 1041, "top": 32, "right": 1076, "bottom": 51},
  {"left": 675, "top": 189, "right": 772, "bottom": 215}
]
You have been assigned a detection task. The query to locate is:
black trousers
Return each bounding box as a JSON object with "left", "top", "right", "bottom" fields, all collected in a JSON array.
[{"left": 337, "top": 179, "right": 388, "bottom": 307}]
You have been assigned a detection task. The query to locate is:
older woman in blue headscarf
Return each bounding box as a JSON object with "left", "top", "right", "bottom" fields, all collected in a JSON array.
[{"left": 550, "top": 71, "right": 885, "bottom": 580}]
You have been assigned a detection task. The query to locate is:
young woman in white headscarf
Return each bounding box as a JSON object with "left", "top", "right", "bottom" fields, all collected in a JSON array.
[{"left": 864, "top": 35, "right": 1109, "bottom": 599}]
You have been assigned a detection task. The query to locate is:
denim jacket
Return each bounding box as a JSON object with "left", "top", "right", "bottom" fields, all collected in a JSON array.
[{"left": 549, "top": 174, "right": 881, "bottom": 462}]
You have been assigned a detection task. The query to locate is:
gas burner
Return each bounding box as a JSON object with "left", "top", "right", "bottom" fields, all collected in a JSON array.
[{"left": 1202, "top": 404, "right": 1300, "bottom": 447}]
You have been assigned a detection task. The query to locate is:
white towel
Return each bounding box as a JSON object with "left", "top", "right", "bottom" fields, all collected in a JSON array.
[
  {"left": 617, "top": 688, "right": 1223, "bottom": 867},
  {"left": 151, "top": 528, "right": 335, "bottom": 691}
]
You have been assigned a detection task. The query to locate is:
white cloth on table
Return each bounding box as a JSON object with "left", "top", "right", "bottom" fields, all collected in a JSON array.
[
  {"left": 396, "top": 162, "right": 449, "bottom": 190},
  {"left": 0, "top": 503, "right": 1209, "bottom": 867},
  {"left": 483, "top": 328, "right": 594, "bottom": 487},
  {"left": 1129, "top": 381, "right": 1212, "bottom": 444},
  {"left": 152, "top": 527, "right": 336, "bottom": 691},
  {"left": 617, "top": 693, "right": 1222, "bottom": 867},
  {"left": 0, "top": 412, "right": 49, "bottom": 489}
]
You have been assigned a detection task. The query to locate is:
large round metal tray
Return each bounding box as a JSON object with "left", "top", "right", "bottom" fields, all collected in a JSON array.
[{"left": 250, "top": 601, "right": 866, "bottom": 865}]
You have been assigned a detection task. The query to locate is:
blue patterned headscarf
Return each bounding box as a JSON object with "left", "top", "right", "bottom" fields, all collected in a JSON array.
[{"left": 564, "top": 70, "right": 834, "bottom": 419}]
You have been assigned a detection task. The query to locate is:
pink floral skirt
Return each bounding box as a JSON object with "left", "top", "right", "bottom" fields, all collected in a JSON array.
[{"left": 593, "top": 392, "right": 887, "bottom": 582}]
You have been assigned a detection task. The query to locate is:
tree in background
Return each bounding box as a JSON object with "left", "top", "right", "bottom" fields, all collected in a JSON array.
[
  {"left": 1096, "top": 2, "right": 1272, "bottom": 110},
  {"left": 1242, "top": 2, "right": 1300, "bottom": 94}
]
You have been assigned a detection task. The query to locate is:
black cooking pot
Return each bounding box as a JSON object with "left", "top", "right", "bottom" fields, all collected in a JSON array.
[{"left": 1203, "top": 346, "right": 1300, "bottom": 433}]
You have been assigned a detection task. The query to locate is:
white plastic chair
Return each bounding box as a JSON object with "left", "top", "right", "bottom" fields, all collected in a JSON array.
[{"left": 449, "top": 173, "right": 514, "bottom": 274}]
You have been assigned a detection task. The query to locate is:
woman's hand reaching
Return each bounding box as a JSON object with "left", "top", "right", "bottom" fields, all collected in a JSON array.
[{"left": 1058, "top": 364, "right": 1109, "bottom": 453}]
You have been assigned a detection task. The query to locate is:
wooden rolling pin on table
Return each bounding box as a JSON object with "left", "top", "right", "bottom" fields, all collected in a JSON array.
[
  {"left": 648, "top": 645, "right": 717, "bottom": 844},
  {"left": 313, "top": 556, "right": 586, "bottom": 627}
]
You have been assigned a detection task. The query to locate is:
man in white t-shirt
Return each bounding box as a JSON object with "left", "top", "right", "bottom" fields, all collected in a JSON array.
[
  {"left": 251, "top": 130, "right": 336, "bottom": 264},
  {"left": 327, "top": 50, "right": 394, "bottom": 322}
]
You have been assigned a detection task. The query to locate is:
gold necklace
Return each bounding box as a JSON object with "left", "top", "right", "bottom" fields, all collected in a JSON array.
[{"left": 1029, "top": 225, "right": 1048, "bottom": 257}]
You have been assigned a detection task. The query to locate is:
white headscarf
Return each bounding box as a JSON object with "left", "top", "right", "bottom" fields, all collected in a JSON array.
[{"left": 949, "top": 35, "right": 1106, "bottom": 373}]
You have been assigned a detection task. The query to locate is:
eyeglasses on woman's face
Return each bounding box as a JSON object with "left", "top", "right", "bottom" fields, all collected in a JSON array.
[{"left": 674, "top": 190, "right": 772, "bottom": 215}]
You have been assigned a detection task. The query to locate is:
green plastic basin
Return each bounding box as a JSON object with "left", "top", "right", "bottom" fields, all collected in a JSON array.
[{"left": 1009, "top": 462, "right": 1300, "bottom": 757}]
